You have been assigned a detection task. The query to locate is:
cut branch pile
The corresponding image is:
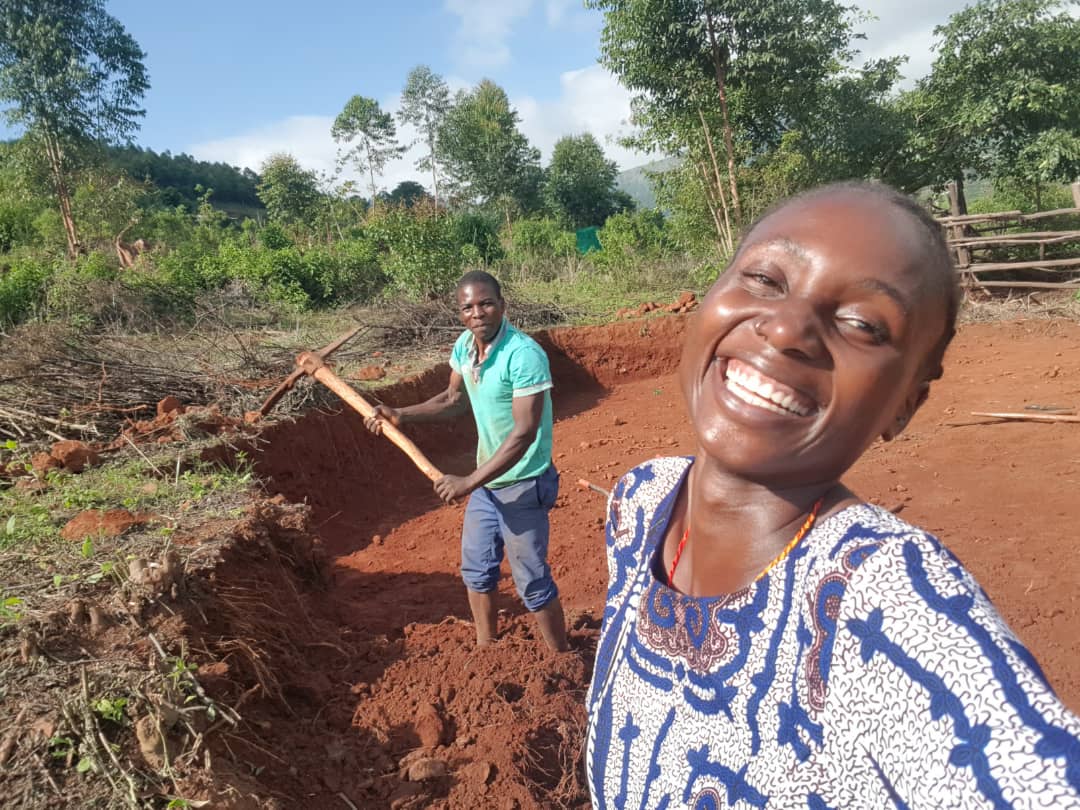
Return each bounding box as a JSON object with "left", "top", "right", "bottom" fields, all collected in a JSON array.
[{"left": 0, "top": 324, "right": 278, "bottom": 444}]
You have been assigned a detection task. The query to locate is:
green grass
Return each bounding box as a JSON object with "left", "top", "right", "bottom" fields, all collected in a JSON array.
[{"left": 0, "top": 445, "right": 254, "bottom": 550}]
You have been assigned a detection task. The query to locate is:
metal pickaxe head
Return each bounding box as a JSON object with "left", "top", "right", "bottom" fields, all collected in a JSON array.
[{"left": 256, "top": 325, "right": 364, "bottom": 417}]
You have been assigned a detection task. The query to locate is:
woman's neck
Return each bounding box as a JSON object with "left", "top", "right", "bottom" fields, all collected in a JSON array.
[{"left": 672, "top": 454, "right": 849, "bottom": 596}]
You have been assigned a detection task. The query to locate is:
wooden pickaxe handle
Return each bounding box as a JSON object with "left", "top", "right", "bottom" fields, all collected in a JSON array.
[
  {"left": 258, "top": 325, "right": 364, "bottom": 417},
  {"left": 297, "top": 352, "right": 444, "bottom": 483}
]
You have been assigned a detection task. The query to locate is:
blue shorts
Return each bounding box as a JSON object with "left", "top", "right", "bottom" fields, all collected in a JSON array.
[{"left": 460, "top": 464, "right": 560, "bottom": 612}]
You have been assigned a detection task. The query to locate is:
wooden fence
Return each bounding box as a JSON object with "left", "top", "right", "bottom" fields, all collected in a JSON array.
[{"left": 936, "top": 182, "right": 1080, "bottom": 291}]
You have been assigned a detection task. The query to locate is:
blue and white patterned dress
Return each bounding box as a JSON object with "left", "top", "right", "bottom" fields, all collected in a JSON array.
[{"left": 586, "top": 457, "right": 1080, "bottom": 809}]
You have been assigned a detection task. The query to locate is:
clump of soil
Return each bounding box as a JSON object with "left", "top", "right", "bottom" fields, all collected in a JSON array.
[
  {"left": 615, "top": 290, "right": 698, "bottom": 319},
  {"left": 59, "top": 508, "right": 153, "bottom": 541}
]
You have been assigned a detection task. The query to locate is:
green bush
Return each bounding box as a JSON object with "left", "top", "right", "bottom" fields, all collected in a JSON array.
[
  {"left": 0, "top": 255, "right": 52, "bottom": 326},
  {"left": 0, "top": 203, "right": 38, "bottom": 252},
  {"left": 588, "top": 209, "right": 670, "bottom": 276},
  {"left": 335, "top": 237, "right": 386, "bottom": 303},
  {"left": 451, "top": 212, "right": 503, "bottom": 264},
  {"left": 367, "top": 207, "right": 463, "bottom": 298},
  {"left": 45, "top": 252, "right": 122, "bottom": 323},
  {"left": 507, "top": 217, "right": 576, "bottom": 265}
]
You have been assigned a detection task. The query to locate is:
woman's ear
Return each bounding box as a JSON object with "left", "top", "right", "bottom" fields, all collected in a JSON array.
[{"left": 882, "top": 381, "right": 931, "bottom": 442}]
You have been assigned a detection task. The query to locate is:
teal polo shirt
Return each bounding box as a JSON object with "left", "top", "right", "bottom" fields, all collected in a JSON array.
[{"left": 449, "top": 318, "right": 553, "bottom": 488}]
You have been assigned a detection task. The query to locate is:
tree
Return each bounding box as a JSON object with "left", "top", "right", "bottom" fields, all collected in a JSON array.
[
  {"left": 383, "top": 180, "right": 431, "bottom": 208},
  {"left": 257, "top": 154, "right": 322, "bottom": 228},
  {"left": 438, "top": 80, "right": 542, "bottom": 219},
  {"left": 332, "top": 95, "right": 404, "bottom": 202},
  {"left": 904, "top": 0, "right": 1080, "bottom": 208},
  {"left": 0, "top": 0, "right": 148, "bottom": 258},
  {"left": 588, "top": 0, "right": 860, "bottom": 241},
  {"left": 398, "top": 66, "right": 451, "bottom": 209},
  {"left": 543, "top": 134, "right": 622, "bottom": 229}
]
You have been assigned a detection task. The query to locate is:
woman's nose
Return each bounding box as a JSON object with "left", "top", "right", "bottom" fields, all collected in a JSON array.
[{"left": 753, "top": 302, "right": 826, "bottom": 360}]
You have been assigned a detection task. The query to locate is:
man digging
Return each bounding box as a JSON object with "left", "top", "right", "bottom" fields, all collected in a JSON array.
[{"left": 364, "top": 270, "right": 569, "bottom": 652}]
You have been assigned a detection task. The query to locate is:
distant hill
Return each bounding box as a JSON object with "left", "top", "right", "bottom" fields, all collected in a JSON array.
[
  {"left": 108, "top": 145, "right": 263, "bottom": 212},
  {"left": 615, "top": 156, "right": 680, "bottom": 210}
]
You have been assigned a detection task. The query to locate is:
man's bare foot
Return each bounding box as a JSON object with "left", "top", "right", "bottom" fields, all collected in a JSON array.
[
  {"left": 467, "top": 589, "right": 498, "bottom": 647},
  {"left": 533, "top": 597, "right": 569, "bottom": 652}
]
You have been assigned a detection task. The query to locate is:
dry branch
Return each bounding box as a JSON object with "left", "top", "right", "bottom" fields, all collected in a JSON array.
[
  {"left": 949, "top": 231, "right": 1080, "bottom": 247},
  {"left": 957, "top": 256, "right": 1080, "bottom": 272},
  {"left": 973, "top": 280, "right": 1080, "bottom": 290},
  {"left": 970, "top": 411, "right": 1080, "bottom": 424}
]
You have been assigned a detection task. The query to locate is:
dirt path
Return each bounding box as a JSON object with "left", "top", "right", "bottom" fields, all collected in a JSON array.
[{"left": 252, "top": 316, "right": 1080, "bottom": 808}]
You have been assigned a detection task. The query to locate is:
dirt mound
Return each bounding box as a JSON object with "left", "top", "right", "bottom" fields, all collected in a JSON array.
[
  {"left": 113, "top": 401, "right": 252, "bottom": 447},
  {"left": 249, "top": 315, "right": 1080, "bottom": 810}
]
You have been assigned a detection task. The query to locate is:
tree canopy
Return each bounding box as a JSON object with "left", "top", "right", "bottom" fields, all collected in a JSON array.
[
  {"left": 438, "top": 80, "right": 542, "bottom": 215},
  {"left": 332, "top": 95, "right": 404, "bottom": 201},
  {"left": 543, "top": 133, "right": 625, "bottom": 229},
  {"left": 903, "top": 0, "right": 1080, "bottom": 203},
  {"left": 398, "top": 66, "right": 451, "bottom": 208},
  {"left": 0, "top": 0, "right": 149, "bottom": 256}
]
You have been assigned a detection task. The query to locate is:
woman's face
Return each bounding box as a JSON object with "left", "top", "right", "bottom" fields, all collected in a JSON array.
[{"left": 679, "top": 191, "right": 949, "bottom": 488}]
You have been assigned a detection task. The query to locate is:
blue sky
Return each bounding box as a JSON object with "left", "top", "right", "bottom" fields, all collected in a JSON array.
[{"left": 3, "top": 0, "right": 976, "bottom": 191}]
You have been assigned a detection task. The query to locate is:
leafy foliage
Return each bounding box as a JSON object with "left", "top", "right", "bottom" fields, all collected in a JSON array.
[
  {"left": 904, "top": 0, "right": 1080, "bottom": 193},
  {"left": 257, "top": 153, "right": 322, "bottom": 228},
  {"left": 332, "top": 95, "right": 404, "bottom": 200},
  {"left": 438, "top": 80, "right": 543, "bottom": 214},
  {"left": 543, "top": 134, "right": 629, "bottom": 229},
  {"left": 398, "top": 66, "right": 451, "bottom": 206},
  {"left": 0, "top": 0, "right": 149, "bottom": 257}
]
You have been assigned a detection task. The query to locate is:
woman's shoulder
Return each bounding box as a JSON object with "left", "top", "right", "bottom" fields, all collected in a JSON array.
[
  {"left": 610, "top": 456, "right": 691, "bottom": 511},
  {"left": 808, "top": 502, "right": 954, "bottom": 575}
]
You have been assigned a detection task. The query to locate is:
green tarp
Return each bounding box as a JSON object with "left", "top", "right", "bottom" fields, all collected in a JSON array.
[{"left": 575, "top": 226, "right": 601, "bottom": 254}]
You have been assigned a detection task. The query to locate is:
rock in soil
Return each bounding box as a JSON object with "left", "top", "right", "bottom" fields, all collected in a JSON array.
[
  {"left": 414, "top": 702, "right": 446, "bottom": 748},
  {"left": 407, "top": 757, "right": 448, "bottom": 781}
]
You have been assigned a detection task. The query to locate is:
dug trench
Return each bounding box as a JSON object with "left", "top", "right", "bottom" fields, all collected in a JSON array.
[{"left": 192, "top": 315, "right": 1080, "bottom": 809}]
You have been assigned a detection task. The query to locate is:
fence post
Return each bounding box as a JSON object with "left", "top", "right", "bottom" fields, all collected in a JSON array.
[
  {"left": 947, "top": 181, "right": 971, "bottom": 268},
  {"left": 1071, "top": 181, "right": 1080, "bottom": 209}
]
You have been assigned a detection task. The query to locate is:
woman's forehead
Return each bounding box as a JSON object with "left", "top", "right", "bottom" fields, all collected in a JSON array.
[{"left": 745, "top": 194, "right": 932, "bottom": 279}]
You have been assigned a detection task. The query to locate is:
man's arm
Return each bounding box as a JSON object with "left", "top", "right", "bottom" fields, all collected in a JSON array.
[
  {"left": 365, "top": 371, "right": 468, "bottom": 435},
  {"left": 433, "top": 392, "right": 544, "bottom": 503}
]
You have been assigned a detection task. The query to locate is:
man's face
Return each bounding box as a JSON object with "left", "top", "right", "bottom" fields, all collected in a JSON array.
[
  {"left": 678, "top": 191, "right": 948, "bottom": 488},
  {"left": 457, "top": 283, "right": 505, "bottom": 345}
]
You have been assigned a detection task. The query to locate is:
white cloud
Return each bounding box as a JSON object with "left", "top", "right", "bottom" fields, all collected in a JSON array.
[
  {"left": 444, "top": 0, "right": 534, "bottom": 70},
  {"left": 188, "top": 65, "right": 649, "bottom": 197},
  {"left": 544, "top": 0, "right": 575, "bottom": 26},
  {"left": 515, "top": 64, "right": 647, "bottom": 171},
  {"left": 854, "top": 0, "right": 972, "bottom": 85}
]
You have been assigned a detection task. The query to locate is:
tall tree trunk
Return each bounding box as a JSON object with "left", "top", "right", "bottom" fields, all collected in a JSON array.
[
  {"left": 365, "top": 140, "right": 378, "bottom": 203},
  {"left": 694, "top": 160, "right": 729, "bottom": 254},
  {"left": 704, "top": 12, "right": 743, "bottom": 226},
  {"left": 697, "top": 110, "right": 734, "bottom": 253},
  {"left": 42, "top": 130, "right": 79, "bottom": 258}
]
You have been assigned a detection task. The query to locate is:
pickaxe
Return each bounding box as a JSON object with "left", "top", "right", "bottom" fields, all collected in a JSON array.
[{"left": 257, "top": 326, "right": 444, "bottom": 483}]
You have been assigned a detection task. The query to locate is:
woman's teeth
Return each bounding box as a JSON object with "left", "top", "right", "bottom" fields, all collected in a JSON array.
[{"left": 723, "top": 360, "right": 811, "bottom": 417}]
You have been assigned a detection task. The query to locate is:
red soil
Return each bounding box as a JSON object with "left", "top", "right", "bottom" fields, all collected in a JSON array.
[
  {"left": 59, "top": 508, "right": 152, "bottom": 541},
  {"left": 248, "top": 315, "right": 1080, "bottom": 809}
]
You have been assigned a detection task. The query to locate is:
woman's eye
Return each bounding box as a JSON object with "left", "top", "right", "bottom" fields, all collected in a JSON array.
[
  {"left": 742, "top": 271, "right": 781, "bottom": 292},
  {"left": 840, "top": 317, "right": 889, "bottom": 344}
]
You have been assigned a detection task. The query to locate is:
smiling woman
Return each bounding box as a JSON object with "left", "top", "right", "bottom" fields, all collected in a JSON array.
[{"left": 586, "top": 182, "right": 1080, "bottom": 809}]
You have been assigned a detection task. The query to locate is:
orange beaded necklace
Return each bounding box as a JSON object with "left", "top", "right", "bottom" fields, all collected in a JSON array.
[{"left": 667, "top": 498, "right": 825, "bottom": 590}]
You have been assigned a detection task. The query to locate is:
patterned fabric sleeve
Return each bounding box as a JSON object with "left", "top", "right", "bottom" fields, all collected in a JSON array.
[
  {"left": 508, "top": 344, "right": 553, "bottom": 398},
  {"left": 826, "top": 532, "right": 1080, "bottom": 808}
]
